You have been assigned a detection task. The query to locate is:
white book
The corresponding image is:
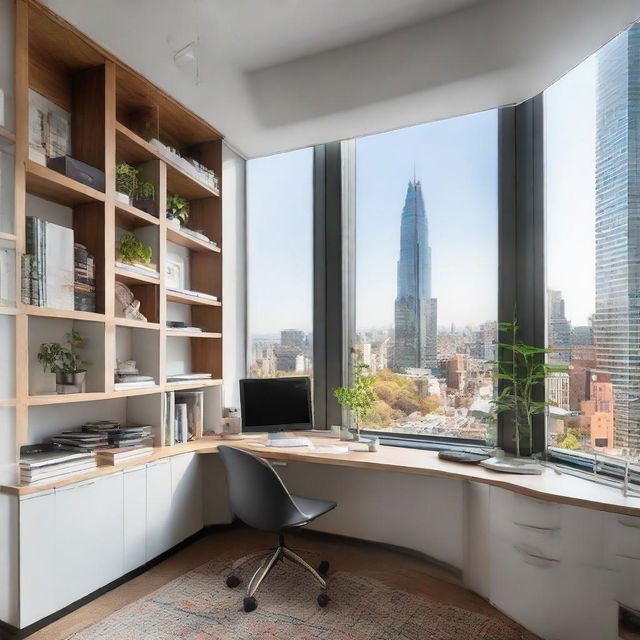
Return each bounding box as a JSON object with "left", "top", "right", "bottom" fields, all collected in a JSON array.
[
  {"left": 0, "top": 247, "right": 15, "bottom": 306},
  {"left": 45, "top": 220, "right": 74, "bottom": 310},
  {"left": 175, "top": 403, "right": 188, "bottom": 444},
  {"left": 114, "top": 381, "right": 158, "bottom": 390}
]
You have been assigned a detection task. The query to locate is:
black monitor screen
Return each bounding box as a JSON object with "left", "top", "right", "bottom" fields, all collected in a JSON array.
[{"left": 239, "top": 377, "right": 312, "bottom": 432}]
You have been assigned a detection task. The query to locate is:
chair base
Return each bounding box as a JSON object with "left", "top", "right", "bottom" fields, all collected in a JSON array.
[{"left": 226, "top": 534, "right": 329, "bottom": 610}]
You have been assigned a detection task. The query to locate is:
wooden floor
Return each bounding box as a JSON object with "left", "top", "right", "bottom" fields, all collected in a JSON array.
[{"left": 28, "top": 526, "right": 536, "bottom": 640}]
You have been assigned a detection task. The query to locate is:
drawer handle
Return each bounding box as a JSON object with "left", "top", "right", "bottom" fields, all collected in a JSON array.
[
  {"left": 618, "top": 517, "right": 640, "bottom": 529},
  {"left": 514, "top": 522, "right": 559, "bottom": 531},
  {"left": 514, "top": 544, "right": 559, "bottom": 566}
]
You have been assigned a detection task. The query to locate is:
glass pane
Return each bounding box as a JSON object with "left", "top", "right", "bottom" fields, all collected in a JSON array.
[
  {"left": 355, "top": 111, "right": 498, "bottom": 442},
  {"left": 545, "top": 22, "right": 640, "bottom": 461},
  {"left": 247, "top": 148, "right": 313, "bottom": 378}
]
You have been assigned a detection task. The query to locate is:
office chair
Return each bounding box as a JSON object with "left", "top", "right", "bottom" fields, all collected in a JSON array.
[{"left": 218, "top": 445, "right": 337, "bottom": 612}]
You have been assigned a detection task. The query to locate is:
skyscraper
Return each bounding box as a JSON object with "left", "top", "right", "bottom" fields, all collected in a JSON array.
[
  {"left": 547, "top": 289, "right": 571, "bottom": 363},
  {"left": 594, "top": 24, "right": 640, "bottom": 452},
  {"left": 394, "top": 179, "right": 437, "bottom": 371}
]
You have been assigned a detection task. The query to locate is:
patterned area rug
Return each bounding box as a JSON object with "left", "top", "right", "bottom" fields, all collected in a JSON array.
[{"left": 67, "top": 556, "right": 525, "bottom": 640}]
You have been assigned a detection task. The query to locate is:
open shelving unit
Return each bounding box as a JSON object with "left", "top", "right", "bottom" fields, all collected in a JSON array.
[{"left": 1, "top": 0, "right": 224, "bottom": 463}]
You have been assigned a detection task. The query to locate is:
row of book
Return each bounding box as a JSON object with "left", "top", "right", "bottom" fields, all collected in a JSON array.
[
  {"left": 23, "top": 216, "right": 74, "bottom": 309},
  {"left": 51, "top": 420, "right": 152, "bottom": 452},
  {"left": 20, "top": 445, "right": 97, "bottom": 484},
  {"left": 74, "top": 243, "right": 96, "bottom": 313},
  {"left": 162, "top": 390, "right": 204, "bottom": 446}
]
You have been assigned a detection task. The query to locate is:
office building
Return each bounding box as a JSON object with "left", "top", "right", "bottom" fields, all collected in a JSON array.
[
  {"left": 547, "top": 289, "right": 571, "bottom": 363},
  {"left": 394, "top": 179, "right": 438, "bottom": 372},
  {"left": 281, "top": 329, "right": 306, "bottom": 349},
  {"left": 594, "top": 23, "right": 640, "bottom": 452}
]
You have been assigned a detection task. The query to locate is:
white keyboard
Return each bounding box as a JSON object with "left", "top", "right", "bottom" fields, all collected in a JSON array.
[{"left": 265, "top": 437, "right": 312, "bottom": 448}]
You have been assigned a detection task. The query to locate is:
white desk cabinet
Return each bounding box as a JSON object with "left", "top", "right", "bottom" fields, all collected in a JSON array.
[
  {"left": 19, "top": 491, "right": 57, "bottom": 627},
  {"left": 170, "top": 453, "right": 203, "bottom": 547},
  {"left": 55, "top": 474, "right": 124, "bottom": 609},
  {"left": 146, "top": 459, "right": 173, "bottom": 560},
  {"left": 123, "top": 466, "right": 147, "bottom": 573}
]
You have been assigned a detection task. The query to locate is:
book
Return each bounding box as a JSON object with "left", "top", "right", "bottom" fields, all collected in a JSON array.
[
  {"left": 166, "top": 373, "right": 212, "bottom": 382},
  {"left": 114, "top": 380, "right": 158, "bottom": 390},
  {"left": 20, "top": 447, "right": 94, "bottom": 469},
  {"left": 0, "top": 246, "right": 15, "bottom": 306},
  {"left": 175, "top": 391, "right": 204, "bottom": 440},
  {"left": 21, "top": 460, "right": 97, "bottom": 482},
  {"left": 45, "top": 220, "right": 74, "bottom": 310},
  {"left": 175, "top": 403, "right": 188, "bottom": 444}
]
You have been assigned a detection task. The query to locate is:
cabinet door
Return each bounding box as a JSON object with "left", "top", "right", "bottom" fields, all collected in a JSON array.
[
  {"left": 170, "top": 453, "right": 203, "bottom": 546},
  {"left": 604, "top": 513, "right": 640, "bottom": 611},
  {"left": 146, "top": 459, "right": 173, "bottom": 560},
  {"left": 55, "top": 474, "right": 124, "bottom": 607},
  {"left": 123, "top": 466, "right": 147, "bottom": 573},
  {"left": 19, "top": 491, "right": 57, "bottom": 626}
]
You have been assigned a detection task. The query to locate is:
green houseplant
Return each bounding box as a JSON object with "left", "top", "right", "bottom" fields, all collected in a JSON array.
[
  {"left": 115, "top": 162, "right": 139, "bottom": 202},
  {"left": 37, "top": 330, "right": 88, "bottom": 393},
  {"left": 334, "top": 357, "right": 377, "bottom": 440},
  {"left": 166, "top": 193, "right": 190, "bottom": 226},
  {"left": 118, "top": 233, "right": 152, "bottom": 265},
  {"left": 489, "top": 319, "right": 567, "bottom": 457}
]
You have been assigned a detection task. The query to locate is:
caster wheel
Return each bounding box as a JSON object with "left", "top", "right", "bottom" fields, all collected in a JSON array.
[
  {"left": 317, "top": 593, "right": 330, "bottom": 608},
  {"left": 243, "top": 596, "right": 258, "bottom": 613},
  {"left": 317, "top": 560, "right": 330, "bottom": 577},
  {"left": 225, "top": 575, "right": 241, "bottom": 588}
]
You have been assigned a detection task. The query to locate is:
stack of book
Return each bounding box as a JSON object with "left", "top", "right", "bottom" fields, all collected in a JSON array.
[
  {"left": 74, "top": 243, "right": 96, "bottom": 312},
  {"left": 106, "top": 425, "right": 152, "bottom": 449},
  {"left": 166, "top": 373, "right": 212, "bottom": 384},
  {"left": 167, "top": 286, "right": 217, "bottom": 302},
  {"left": 180, "top": 227, "right": 217, "bottom": 246},
  {"left": 96, "top": 446, "right": 154, "bottom": 465},
  {"left": 162, "top": 390, "right": 204, "bottom": 446},
  {"left": 114, "top": 362, "right": 156, "bottom": 390},
  {"left": 20, "top": 444, "right": 96, "bottom": 484},
  {"left": 51, "top": 430, "right": 109, "bottom": 452},
  {"left": 166, "top": 320, "right": 202, "bottom": 333},
  {"left": 22, "top": 215, "right": 74, "bottom": 309},
  {"left": 115, "top": 261, "right": 159, "bottom": 280}
]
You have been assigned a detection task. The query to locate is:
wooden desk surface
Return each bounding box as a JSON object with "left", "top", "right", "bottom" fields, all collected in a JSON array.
[{"left": 3, "top": 435, "right": 640, "bottom": 517}]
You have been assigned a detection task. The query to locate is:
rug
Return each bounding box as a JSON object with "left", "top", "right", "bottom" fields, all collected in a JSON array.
[{"left": 67, "top": 556, "right": 525, "bottom": 640}]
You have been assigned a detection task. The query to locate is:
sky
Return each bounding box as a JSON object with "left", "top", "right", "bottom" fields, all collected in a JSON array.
[{"left": 247, "top": 41, "right": 602, "bottom": 337}]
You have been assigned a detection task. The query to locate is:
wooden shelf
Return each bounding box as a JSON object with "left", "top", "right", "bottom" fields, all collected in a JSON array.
[
  {"left": 116, "top": 121, "right": 220, "bottom": 200},
  {"left": 27, "top": 391, "right": 109, "bottom": 406},
  {"left": 26, "top": 161, "right": 105, "bottom": 207},
  {"left": 114, "top": 317, "right": 161, "bottom": 330},
  {"left": 115, "top": 266, "right": 161, "bottom": 286},
  {"left": 0, "top": 307, "right": 18, "bottom": 316},
  {"left": 0, "top": 125, "right": 16, "bottom": 142},
  {"left": 166, "top": 226, "right": 220, "bottom": 253},
  {"left": 166, "top": 330, "right": 222, "bottom": 339},
  {"left": 0, "top": 232, "right": 16, "bottom": 242},
  {"left": 0, "top": 399, "right": 16, "bottom": 408},
  {"left": 166, "top": 290, "right": 221, "bottom": 306},
  {"left": 115, "top": 201, "right": 159, "bottom": 229},
  {"left": 164, "top": 379, "right": 222, "bottom": 392},
  {"left": 23, "top": 305, "right": 106, "bottom": 323}
]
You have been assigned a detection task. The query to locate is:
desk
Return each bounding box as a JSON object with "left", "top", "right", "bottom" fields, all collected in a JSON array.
[{"left": 2, "top": 435, "right": 640, "bottom": 516}]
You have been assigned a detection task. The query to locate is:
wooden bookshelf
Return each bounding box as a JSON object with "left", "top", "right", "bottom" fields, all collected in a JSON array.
[{"left": 5, "top": 0, "right": 224, "bottom": 461}]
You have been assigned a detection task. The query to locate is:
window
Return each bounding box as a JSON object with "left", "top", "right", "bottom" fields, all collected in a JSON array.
[
  {"left": 353, "top": 111, "right": 498, "bottom": 442},
  {"left": 246, "top": 148, "right": 314, "bottom": 378},
  {"left": 545, "top": 22, "right": 640, "bottom": 464}
]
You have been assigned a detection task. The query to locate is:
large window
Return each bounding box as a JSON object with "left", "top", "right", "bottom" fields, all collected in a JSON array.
[
  {"left": 545, "top": 23, "right": 640, "bottom": 464},
  {"left": 354, "top": 111, "right": 499, "bottom": 442},
  {"left": 247, "top": 148, "right": 313, "bottom": 378}
]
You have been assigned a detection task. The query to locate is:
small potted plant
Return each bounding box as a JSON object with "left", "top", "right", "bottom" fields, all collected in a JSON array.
[
  {"left": 334, "top": 354, "right": 377, "bottom": 442},
  {"left": 133, "top": 179, "right": 156, "bottom": 214},
  {"left": 166, "top": 193, "right": 190, "bottom": 229},
  {"left": 115, "top": 162, "right": 138, "bottom": 205},
  {"left": 118, "top": 233, "right": 152, "bottom": 266},
  {"left": 37, "top": 330, "right": 88, "bottom": 394}
]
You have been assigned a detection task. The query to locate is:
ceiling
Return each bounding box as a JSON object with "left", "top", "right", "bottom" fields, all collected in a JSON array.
[{"left": 42, "top": 0, "right": 640, "bottom": 158}]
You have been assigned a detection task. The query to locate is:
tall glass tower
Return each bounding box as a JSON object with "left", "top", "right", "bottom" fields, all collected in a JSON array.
[
  {"left": 394, "top": 179, "right": 437, "bottom": 371},
  {"left": 594, "top": 24, "right": 640, "bottom": 452}
]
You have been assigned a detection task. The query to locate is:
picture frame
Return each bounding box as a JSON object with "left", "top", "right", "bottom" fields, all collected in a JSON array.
[{"left": 166, "top": 259, "right": 184, "bottom": 290}]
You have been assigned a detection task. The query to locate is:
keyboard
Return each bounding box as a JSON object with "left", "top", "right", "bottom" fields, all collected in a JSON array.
[{"left": 265, "top": 437, "right": 312, "bottom": 448}]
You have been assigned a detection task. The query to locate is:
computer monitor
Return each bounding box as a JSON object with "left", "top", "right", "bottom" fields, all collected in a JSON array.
[{"left": 239, "top": 377, "right": 312, "bottom": 433}]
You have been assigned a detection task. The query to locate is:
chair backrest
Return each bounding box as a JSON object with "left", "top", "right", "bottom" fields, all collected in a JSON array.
[{"left": 218, "top": 446, "right": 305, "bottom": 532}]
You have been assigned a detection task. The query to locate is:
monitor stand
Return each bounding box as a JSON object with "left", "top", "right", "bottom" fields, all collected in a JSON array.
[{"left": 267, "top": 432, "right": 293, "bottom": 441}]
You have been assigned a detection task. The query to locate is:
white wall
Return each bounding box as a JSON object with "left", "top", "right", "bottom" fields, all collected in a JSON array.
[{"left": 222, "top": 143, "right": 246, "bottom": 410}]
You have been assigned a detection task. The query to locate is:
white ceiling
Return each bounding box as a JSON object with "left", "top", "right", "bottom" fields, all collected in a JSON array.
[{"left": 42, "top": 0, "right": 640, "bottom": 158}]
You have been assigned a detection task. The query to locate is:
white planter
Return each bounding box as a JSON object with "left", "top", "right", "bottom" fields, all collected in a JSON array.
[{"left": 115, "top": 192, "right": 131, "bottom": 205}]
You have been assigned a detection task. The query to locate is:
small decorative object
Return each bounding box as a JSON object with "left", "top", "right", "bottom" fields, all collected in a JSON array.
[
  {"left": 47, "top": 156, "right": 105, "bottom": 192},
  {"left": 333, "top": 351, "right": 377, "bottom": 442},
  {"left": 118, "top": 233, "right": 152, "bottom": 265},
  {"left": 115, "top": 162, "right": 156, "bottom": 213},
  {"left": 133, "top": 178, "right": 156, "bottom": 214},
  {"left": 166, "top": 193, "right": 190, "bottom": 226},
  {"left": 489, "top": 317, "right": 567, "bottom": 458},
  {"left": 165, "top": 259, "right": 184, "bottom": 290},
  {"left": 115, "top": 281, "right": 147, "bottom": 322},
  {"left": 37, "top": 330, "right": 88, "bottom": 394}
]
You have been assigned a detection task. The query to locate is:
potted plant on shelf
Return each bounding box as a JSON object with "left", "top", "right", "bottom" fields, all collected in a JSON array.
[
  {"left": 115, "top": 162, "right": 138, "bottom": 205},
  {"left": 133, "top": 178, "right": 156, "bottom": 214},
  {"left": 37, "top": 330, "right": 88, "bottom": 394},
  {"left": 489, "top": 319, "right": 567, "bottom": 460},
  {"left": 117, "top": 233, "right": 154, "bottom": 272},
  {"left": 166, "top": 193, "right": 190, "bottom": 229},
  {"left": 334, "top": 354, "right": 377, "bottom": 443}
]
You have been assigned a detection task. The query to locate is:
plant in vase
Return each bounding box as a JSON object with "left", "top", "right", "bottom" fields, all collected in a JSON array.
[
  {"left": 115, "top": 162, "right": 138, "bottom": 205},
  {"left": 166, "top": 193, "right": 190, "bottom": 228},
  {"left": 118, "top": 233, "right": 152, "bottom": 266},
  {"left": 37, "top": 330, "right": 88, "bottom": 394},
  {"left": 334, "top": 357, "right": 377, "bottom": 441},
  {"left": 489, "top": 319, "right": 567, "bottom": 458}
]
